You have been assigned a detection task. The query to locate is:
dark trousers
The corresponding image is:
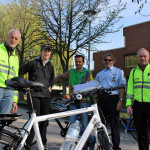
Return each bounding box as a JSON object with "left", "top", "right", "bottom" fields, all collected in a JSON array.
[
  {"left": 133, "top": 101, "right": 150, "bottom": 150},
  {"left": 98, "top": 95, "right": 121, "bottom": 150},
  {"left": 26, "top": 97, "right": 51, "bottom": 146}
]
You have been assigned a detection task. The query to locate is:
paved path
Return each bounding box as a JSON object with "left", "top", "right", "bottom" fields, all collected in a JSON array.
[{"left": 12, "top": 106, "right": 139, "bottom": 150}]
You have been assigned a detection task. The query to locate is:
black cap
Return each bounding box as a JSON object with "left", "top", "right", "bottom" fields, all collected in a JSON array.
[{"left": 41, "top": 45, "right": 52, "bottom": 51}]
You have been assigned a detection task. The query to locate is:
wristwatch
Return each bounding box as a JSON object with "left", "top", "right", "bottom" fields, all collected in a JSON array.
[{"left": 119, "top": 98, "right": 123, "bottom": 101}]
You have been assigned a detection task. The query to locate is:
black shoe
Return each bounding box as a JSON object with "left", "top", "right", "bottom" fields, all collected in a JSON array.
[
  {"left": 113, "top": 147, "right": 121, "bottom": 150},
  {"left": 44, "top": 145, "right": 48, "bottom": 150}
]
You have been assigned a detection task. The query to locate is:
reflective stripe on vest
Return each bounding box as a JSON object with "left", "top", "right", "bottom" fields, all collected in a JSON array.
[
  {"left": 0, "top": 68, "right": 16, "bottom": 77},
  {"left": 126, "top": 94, "right": 134, "bottom": 100}
]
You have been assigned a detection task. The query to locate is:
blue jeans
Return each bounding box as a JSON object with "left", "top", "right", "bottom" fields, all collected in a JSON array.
[
  {"left": 69, "top": 102, "right": 89, "bottom": 129},
  {"left": 83, "top": 135, "right": 96, "bottom": 150},
  {"left": 70, "top": 102, "right": 95, "bottom": 150},
  {"left": 0, "top": 88, "right": 14, "bottom": 113}
]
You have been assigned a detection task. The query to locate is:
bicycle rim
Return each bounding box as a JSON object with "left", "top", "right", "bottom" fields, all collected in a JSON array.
[
  {"left": 97, "top": 129, "right": 112, "bottom": 150},
  {"left": 0, "top": 130, "right": 30, "bottom": 150}
]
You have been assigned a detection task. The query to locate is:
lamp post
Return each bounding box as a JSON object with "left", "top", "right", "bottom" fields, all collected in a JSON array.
[{"left": 84, "top": 9, "right": 97, "bottom": 72}]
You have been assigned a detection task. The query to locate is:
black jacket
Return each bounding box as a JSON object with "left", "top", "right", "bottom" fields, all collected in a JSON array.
[{"left": 19, "top": 57, "right": 54, "bottom": 97}]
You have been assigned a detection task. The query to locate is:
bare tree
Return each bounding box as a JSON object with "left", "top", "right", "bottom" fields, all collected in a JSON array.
[
  {"left": 31, "top": 0, "right": 126, "bottom": 73},
  {"left": 131, "top": 0, "right": 147, "bottom": 4},
  {"left": 131, "top": 0, "right": 149, "bottom": 15}
]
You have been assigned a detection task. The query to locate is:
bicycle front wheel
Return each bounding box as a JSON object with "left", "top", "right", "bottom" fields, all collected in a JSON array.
[
  {"left": 97, "top": 128, "right": 112, "bottom": 150},
  {"left": 0, "top": 129, "right": 30, "bottom": 150}
]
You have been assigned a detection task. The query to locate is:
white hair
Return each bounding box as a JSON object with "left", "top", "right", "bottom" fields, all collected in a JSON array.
[
  {"left": 8, "top": 29, "right": 21, "bottom": 38},
  {"left": 137, "top": 48, "right": 150, "bottom": 56}
]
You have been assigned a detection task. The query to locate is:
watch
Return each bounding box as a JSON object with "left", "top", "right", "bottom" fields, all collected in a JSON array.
[{"left": 119, "top": 98, "right": 123, "bottom": 101}]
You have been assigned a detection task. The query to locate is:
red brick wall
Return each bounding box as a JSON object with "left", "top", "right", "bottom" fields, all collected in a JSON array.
[{"left": 93, "top": 21, "right": 150, "bottom": 78}]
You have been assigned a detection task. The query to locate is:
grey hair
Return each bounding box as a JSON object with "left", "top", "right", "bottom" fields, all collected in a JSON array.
[
  {"left": 8, "top": 29, "right": 21, "bottom": 38},
  {"left": 102, "top": 53, "right": 116, "bottom": 64},
  {"left": 137, "top": 48, "right": 150, "bottom": 56}
]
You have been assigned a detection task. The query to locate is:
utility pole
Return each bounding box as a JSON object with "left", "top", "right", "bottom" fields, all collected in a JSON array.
[{"left": 84, "top": 1, "right": 97, "bottom": 72}]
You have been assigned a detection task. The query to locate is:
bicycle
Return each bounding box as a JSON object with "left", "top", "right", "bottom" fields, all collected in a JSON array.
[
  {"left": 0, "top": 77, "right": 123, "bottom": 150},
  {"left": 120, "top": 109, "right": 150, "bottom": 143},
  {"left": 119, "top": 109, "right": 137, "bottom": 141}
]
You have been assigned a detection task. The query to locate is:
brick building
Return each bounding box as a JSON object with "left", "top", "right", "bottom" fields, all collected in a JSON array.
[{"left": 93, "top": 21, "right": 150, "bottom": 79}]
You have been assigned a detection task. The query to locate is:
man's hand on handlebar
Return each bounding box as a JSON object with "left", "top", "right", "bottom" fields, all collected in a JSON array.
[{"left": 64, "top": 95, "right": 70, "bottom": 99}]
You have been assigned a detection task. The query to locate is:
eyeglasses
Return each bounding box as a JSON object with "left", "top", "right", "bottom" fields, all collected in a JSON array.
[{"left": 104, "top": 59, "right": 113, "bottom": 62}]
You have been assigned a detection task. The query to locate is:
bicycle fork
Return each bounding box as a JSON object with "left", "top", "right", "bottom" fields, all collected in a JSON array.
[{"left": 95, "top": 123, "right": 111, "bottom": 146}]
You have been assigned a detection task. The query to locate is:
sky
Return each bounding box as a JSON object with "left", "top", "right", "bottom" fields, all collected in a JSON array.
[{"left": 83, "top": 0, "right": 150, "bottom": 70}]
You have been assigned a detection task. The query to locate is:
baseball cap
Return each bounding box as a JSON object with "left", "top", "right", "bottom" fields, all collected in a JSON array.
[{"left": 41, "top": 45, "right": 52, "bottom": 51}]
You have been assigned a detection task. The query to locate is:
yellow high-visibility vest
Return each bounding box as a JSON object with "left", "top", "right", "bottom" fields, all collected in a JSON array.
[
  {"left": 0, "top": 43, "right": 19, "bottom": 103},
  {"left": 126, "top": 64, "right": 150, "bottom": 106}
]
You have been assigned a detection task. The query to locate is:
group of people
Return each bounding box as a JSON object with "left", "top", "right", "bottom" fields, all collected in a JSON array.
[
  {"left": 0, "top": 28, "right": 149, "bottom": 150},
  {"left": 95, "top": 49, "right": 150, "bottom": 150},
  {"left": 0, "top": 29, "right": 54, "bottom": 149}
]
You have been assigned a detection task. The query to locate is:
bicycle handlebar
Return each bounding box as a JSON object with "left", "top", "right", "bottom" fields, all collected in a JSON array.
[
  {"left": 99, "top": 84, "right": 125, "bottom": 94},
  {"left": 52, "top": 84, "right": 125, "bottom": 110}
]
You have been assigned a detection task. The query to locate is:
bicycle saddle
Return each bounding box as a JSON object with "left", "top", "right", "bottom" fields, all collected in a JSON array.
[
  {"left": 5, "top": 77, "right": 28, "bottom": 90},
  {"left": 5, "top": 77, "right": 45, "bottom": 91},
  {"left": 27, "top": 81, "right": 45, "bottom": 89}
]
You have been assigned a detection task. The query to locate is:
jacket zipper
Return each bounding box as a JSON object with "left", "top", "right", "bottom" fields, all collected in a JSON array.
[
  {"left": 142, "top": 71, "right": 144, "bottom": 102},
  {"left": 7, "top": 52, "right": 11, "bottom": 79}
]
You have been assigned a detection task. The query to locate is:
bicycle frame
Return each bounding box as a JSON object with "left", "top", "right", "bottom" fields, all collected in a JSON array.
[
  {"left": 120, "top": 109, "right": 136, "bottom": 131},
  {"left": 16, "top": 103, "right": 109, "bottom": 150}
]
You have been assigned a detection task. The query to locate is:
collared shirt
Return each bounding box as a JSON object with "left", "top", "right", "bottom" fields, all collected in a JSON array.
[
  {"left": 95, "top": 66, "right": 126, "bottom": 95},
  {"left": 35, "top": 57, "right": 50, "bottom": 66}
]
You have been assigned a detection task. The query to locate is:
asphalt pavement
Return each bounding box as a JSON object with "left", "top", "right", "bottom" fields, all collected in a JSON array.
[{"left": 11, "top": 105, "right": 139, "bottom": 150}]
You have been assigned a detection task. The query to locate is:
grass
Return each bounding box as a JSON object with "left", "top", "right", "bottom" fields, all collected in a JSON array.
[{"left": 120, "top": 111, "right": 129, "bottom": 118}]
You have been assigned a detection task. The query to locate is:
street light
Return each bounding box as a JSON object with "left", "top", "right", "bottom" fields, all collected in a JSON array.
[{"left": 84, "top": 9, "right": 97, "bottom": 72}]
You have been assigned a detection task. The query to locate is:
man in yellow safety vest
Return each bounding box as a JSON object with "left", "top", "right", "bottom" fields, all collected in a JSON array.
[
  {"left": 0, "top": 29, "right": 21, "bottom": 113},
  {"left": 126, "top": 48, "right": 150, "bottom": 150}
]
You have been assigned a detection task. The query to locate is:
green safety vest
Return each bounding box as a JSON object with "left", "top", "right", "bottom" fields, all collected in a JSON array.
[
  {"left": 0, "top": 43, "right": 19, "bottom": 103},
  {"left": 126, "top": 64, "right": 150, "bottom": 106}
]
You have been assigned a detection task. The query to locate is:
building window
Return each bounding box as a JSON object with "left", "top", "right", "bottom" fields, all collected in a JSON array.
[{"left": 125, "top": 55, "right": 137, "bottom": 68}]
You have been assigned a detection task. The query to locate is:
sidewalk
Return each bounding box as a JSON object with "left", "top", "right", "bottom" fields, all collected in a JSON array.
[{"left": 14, "top": 105, "right": 139, "bottom": 150}]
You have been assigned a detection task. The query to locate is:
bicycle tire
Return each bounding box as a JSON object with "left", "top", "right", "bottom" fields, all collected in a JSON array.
[
  {"left": 97, "top": 128, "right": 112, "bottom": 150},
  {"left": 0, "top": 129, "right": 30, "bottom": 150},
  {"left": 130, "top": 119, "right": 150, "bottom": 144}
]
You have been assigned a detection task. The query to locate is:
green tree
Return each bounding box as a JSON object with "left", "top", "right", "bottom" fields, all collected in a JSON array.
[
  {"left": 0, "top": 0, "right": 73, "bottom": 98},
  {"left": 0, "top": 1, "right": 44, "bottom": 65},
  {"left": 0, "top": 0, "right": 73, "bottom": 77}
]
